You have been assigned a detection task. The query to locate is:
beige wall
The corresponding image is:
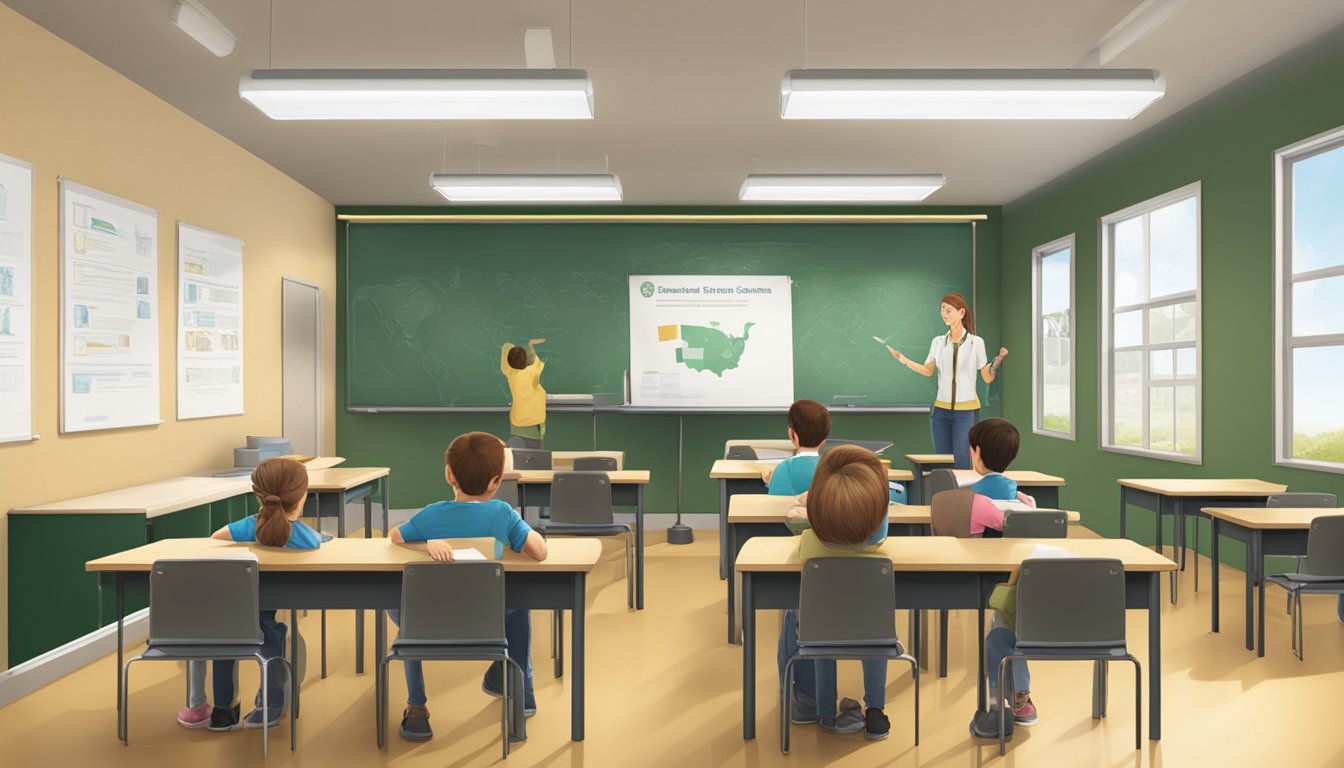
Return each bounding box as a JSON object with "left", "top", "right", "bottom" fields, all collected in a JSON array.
[{"left": 0, "top": 6, "right": 336, "bottom": 669}]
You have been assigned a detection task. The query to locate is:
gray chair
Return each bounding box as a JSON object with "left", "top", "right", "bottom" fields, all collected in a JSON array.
[
  {"left": 496, "top": 479, "right": 520, "bottom": 510},
  {"left": 726, "top": 445, "right": 758, "bottom": 460},
  {"left": 123, "top": 559, "right": 295, "bottom": 756},
  {"left": 928, "top": 488, "right": 979, "bottom": 675},
  {"left": 573, "top": 456, "right": 618, "bottom": 471},
  {"left": 543, "top": 471, "right": 633, "bottom": 608},
  {"left": 1002, "top": 510, "right": 1068, "bottom": 539},
  {"left": 377, "top": 561, "right": 525, "bottom": 757},
  {"left": 1191, "top": 491, "right": 1337, "bottom": 593},
  {"left": 511, "top": 448, "right": 552, "bottom": 470},
  {"left": 1264, "top": 516, "right": 1344, "bottom": 661},
  {"left": 781, "top": 557, "right": 919, "bottom": 753},
  {"left": 508, "top": 435, "right": 543, "bottom": 450},
  {"left": 926, "top": 468, "right": 960, "bottom": 505},
  {"left": 998, "top": 557, "right": 1141, "bottom": 755}
]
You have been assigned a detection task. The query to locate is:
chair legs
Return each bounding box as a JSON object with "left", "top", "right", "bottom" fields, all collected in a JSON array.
[
  {"left": 782, "top": 652, "right": 918, "bottom": 754},
  {"left": 998, "top": 654, "right": 1141, "bottom": 755},
  {"left": 380, "top": 653, "right": 521, "bottom": 756}
]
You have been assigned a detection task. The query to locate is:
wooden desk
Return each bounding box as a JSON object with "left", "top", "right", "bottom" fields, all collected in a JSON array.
[
  {"left": 515, "top": 469, "right": 649, "bottom": 610},
  {"left": 905, "top": 453, "right": 956, "bottom": 504},
  {"left": 87, "top": 537, "right": 601, "bottom": 742},
  {"left": 1118, "top": 479, "right": 1286, "bottom": 603},
  {"left": 949, "top": 470, "right": 1066, "bottom": 508},
  {"left": 734, "top": 536, "right": 1175, "bottom": 742},
  {"left": 710, "top": 459, "right": 914, "bottom": 580},
  {"left": 1204, "top": 507, "right": 1344, "bottom": 655}
]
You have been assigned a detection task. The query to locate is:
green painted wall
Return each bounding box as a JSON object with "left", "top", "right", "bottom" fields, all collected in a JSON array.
[
  {"left": 1001, "top": 26, "right": 1344, "bottom": 571},
  {"left": 336, "top": 207, "right": 1002, "bottom": 512}
]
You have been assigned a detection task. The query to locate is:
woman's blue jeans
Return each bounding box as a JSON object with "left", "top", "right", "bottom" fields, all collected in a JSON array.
[{"left": 931, "top": 407, "right": 979, "bottom": 469}]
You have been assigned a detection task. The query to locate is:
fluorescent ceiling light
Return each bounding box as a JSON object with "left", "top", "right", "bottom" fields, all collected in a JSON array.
[
  {"left": 739, "top": 174, "right": 945, "bottom": 202},
  {"left": 430, "top": 174, "right": 622, "bottom": 202},
  {"left": 170, "top": 0, "right": 235, "bottom": 57},
  {"left": 240, "top": 69, "right": 594, "bottom": 120},
  {"left": 780, "top": 69, "right": 1165, "bottom": 120}
]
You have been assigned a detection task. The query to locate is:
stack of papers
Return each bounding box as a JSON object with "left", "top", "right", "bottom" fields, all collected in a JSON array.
[{"left": 451, "top": 547, "right": 487, "bottom": 562}]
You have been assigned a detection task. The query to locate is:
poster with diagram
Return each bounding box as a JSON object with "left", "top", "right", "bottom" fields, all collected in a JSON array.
[
  {"left": 177, "top": 223, "right": 243, "bottom": 419},
  {"left": 60, "top": 179, "right": 160, "bottom": 433},
  {"left": 0, "top": 154, "right": 33, "bottom": 443}
]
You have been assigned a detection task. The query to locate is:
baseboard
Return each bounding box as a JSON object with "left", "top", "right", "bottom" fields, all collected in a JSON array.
[{"left": 0, "top": 608, "right": 149, "bottom": 709}]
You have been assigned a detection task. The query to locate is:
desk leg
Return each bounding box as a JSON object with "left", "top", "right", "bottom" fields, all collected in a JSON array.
[
  {"left": 572, "top": 574, "right": 586, "bottom": 742},
  {"left": 910, "top": 462, "right": 924, "bottom": 506},
  {"left": 636, "top": 485, "right": 645, "bottom": 611},
  {"left": 719, "top": 480, "right": 728, "bottom": 581},
  {"left": 116, "top": 574, "right": 125, "bottom": 715},
  {"left": 336, "top": 491, "right": 346, "bottom": 538},
  {"left": 357, "top": 491, "right": 371, "bottom": 675},
  {"left": 742, "top": 572, "right": 756, "bottom": 740},
  {"left": 1211, "top": 517, "right": 1221, "bottom": 633},
  {"left": 375, "top": 609, "right": 387, "bottom": 746},
  {"left": 726, "top": 523, "right": 737, "bottom": 644},
  {"left": 290, "top": 609, "right": 300, "bottom": 721},
  {"left": 976, "top": 581, "right": 986, "bottom": 712},
  {"left": 1256, "top": 530, "right": 1266, "bottom": 658},
  {"left": 382, "top": 475, "right": 390, "bottom": 535},
  {"left": 1149, "top": 572, "right": 1161, "bottom": 740},
  {"left": 1245, "top": 530, "right": 1257, "bottom": 651},
  {"left": 1119, "top": 486, "right": 1128, "bottom": 539},
  {"left": 938, "top": 609, "right": 949, "bottom": 678}
]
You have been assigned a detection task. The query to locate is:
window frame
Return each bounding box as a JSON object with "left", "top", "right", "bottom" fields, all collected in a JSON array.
[
  {"left": 1098, "top": 181, "right": 1203, "bottom": 463},
  {"left": 1032, "top": 233, "right": 1076, "bottom": 440},
  {"left": 1275, "top": 125, "right": 1344, "bottom": 474}
]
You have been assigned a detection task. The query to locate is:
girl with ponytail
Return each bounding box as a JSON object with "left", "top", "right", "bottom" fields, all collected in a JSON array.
[{"left": 176, "top": 458, "right": 321, "bottom": 732}]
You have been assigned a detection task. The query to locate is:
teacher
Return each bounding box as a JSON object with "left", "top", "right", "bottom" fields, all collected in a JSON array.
[{"left": 887, "top": 293, "right": 1006, "bottom": 469}]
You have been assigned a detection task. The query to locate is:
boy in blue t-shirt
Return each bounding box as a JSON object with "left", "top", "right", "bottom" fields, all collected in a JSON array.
[
  {"left": 967, "top": 418, "right": 1022, "bottom": 501},
  {"left": 389, "top": 432, "right": 548, "bottom": 742},
  {"left": 762, "top": 399, "right": 830, "bottom": 495}
]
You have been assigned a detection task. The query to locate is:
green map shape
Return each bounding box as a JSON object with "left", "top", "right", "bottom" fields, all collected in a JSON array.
[{"left": 671, "top": 322, "right": 753, "bottom": 377}]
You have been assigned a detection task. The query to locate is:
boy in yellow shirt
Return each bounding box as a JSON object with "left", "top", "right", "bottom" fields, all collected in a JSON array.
[{"left": 501, "top": 338, "right": 547, "bottom": 447}]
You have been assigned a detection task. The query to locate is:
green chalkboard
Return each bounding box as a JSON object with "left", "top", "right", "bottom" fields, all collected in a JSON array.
[{"left": 346, "top": 222, "right": 973, "bottom": 408}]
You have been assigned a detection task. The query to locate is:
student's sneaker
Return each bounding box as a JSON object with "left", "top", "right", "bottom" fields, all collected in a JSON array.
[
  {"left": 864, "top": 708, "right": 891, "bottom": 740},
  {"left": 177, "top": 702, "right": 211, "bottom": 729},
  {"left": 481, "top": 661, "right": 537, "bottom": 716},
  {"left": 243, "top": 701, "right": 286, "bottom": 729},
  {"left": 400, "top": 705, "right": 432, "bottom": 741},
  {"left": 969, "top": 706, "right": 1014, "bottom": 740},
  {"left": 788, "top": 697, "right": 818, "bottom": 725},
  {"left": 817, "top": 708, "right": 865, "bottom": 734},
  {"left": 207, "top": 704, "right": 242, "bottom": 732},
  {"left": 1011, "top": 697, "right": 1038, "bottom": 726}
]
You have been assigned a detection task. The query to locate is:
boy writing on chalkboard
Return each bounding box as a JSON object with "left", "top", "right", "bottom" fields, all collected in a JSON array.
[{"left": 501, "top": 338, "right": 547, "bottom": 447}]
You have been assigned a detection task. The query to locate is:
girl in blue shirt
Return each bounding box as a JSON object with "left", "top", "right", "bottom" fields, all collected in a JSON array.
[{"left": 176, "top": 458, "right": 321, "bottom": 732}]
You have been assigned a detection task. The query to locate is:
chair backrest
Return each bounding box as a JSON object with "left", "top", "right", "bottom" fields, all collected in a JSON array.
[
  {"left": 726, "top": 445, "right": 758, "bottom": 460},
  {"left": 1015, "top": 558, "right": 1126, "bottom": 648},
  {"left": 1002, "top": 510, "right": 1068, "bottom": 539},
  {"left": 507, "top": 435, "right": 529, "bottom": 448},
  {"left": 496, "top": 479, "right": 520, "bottom": 509},
  {"left": 511, "top": 448, "right": 552, "bottom": 470},
  {"left": 1302, "top": 516, "right": 1344, "bottom": 577},
  {"left": 397, "top": 561, "right": 506, "bottom": 645},
  {"left": 931, "top": 488, "right": 977, "bottom": 537},
  {"left": 573, "top": 456, "right": 617, "bottom": 471},
  {"left": 550, "top": 471, "right": 615, "bottom": 525},
  {"left": 797, "top": 557, "right": 897, "bottom": 646},
  {"left": 149, "top": 559, "right": 263, "bottom": 646},
  {"left": 1267, "top": 492, "right": 1338, "bottom": 508},
  {"left": 926, "top": 468, "right": 960, "bottom": 499}
]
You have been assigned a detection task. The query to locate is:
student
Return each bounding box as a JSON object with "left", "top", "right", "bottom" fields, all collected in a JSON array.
[
  {"left": 388, "top": 432, "right": 549, "bottom": 741},
  {"left": 971, "top": 565, "right": 1036, "bottom": 739},
  {"left": 965, "top": 417, "right": 1037, "bottom": 538},
  {"left": 762, "top": 399, "right": 830, "bottom": 495},
  {"left": 501, "top": 338, "right": 547, "bottom": 447},
  {"left": 176, "top": 458, "right": 322, "bottom": 731},
  {"left": 780, "top": 445, "right": 894, "bottom": 741}
]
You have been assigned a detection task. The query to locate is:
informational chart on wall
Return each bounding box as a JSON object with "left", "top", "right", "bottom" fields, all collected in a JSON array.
[
  {"left": 59, "top": 179, "right": 160, "bottom": 433},
  {"left": 177, "top": 223, "right": 244, "bottom": 420},
  {"left": 628, "top": 274, "right": 793, "bottom": 408},
  {"left": 0, "top": 154, "right": 33, "bottom": 443}
]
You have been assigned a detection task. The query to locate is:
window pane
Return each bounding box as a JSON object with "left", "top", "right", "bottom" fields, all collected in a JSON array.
[
  {"left": 1149, "top": 386, "right": 1175, "bottom": 452},
  {"left": 1292, "top": 274, "right": 1344, "bottom": 337},
  {"left": 1149, "top": 196, "right": 1198, "bottom": 299},
  {"left": 1114, "top": 217, "right": 1143, "bottom": 306},
  {"left": 1291, "top": 144, "right": 1344, "bottom": 275},
  {"left": 1151, "top": 349, "right": 1174, "bottom": 379},
  {"left": 1040, "top": 249, "right": 1070, "bottom": 315},
  {"left": 1038, "top": 246, "right": 1072, "bottom": 435},
  {"left": 1173, "top": 301, "right": 1197, "bottom": 342},
  {"left": 1149, "top": 305, "right": 1173, "bottom": 344},
  {"left": 1176, "top": 386, "right": 1197, "bottom": 455},
  {"left": 1114, "top": 351, "right": 1143, "bottom": 446},
  {"left": 1115, "top": 310, "right": 1142, "bottom": 347},
  {"left": 1176, "top": 347, "right": 1196, "bottom": 379},
  {"left": 1291, "top": 344, "right": 1344, "bottom": 462}
]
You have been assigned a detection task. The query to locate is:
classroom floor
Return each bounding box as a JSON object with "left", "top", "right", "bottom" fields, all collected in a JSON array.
[{"left": 2, "top": 528, "right": 1342, "bottom": 767}]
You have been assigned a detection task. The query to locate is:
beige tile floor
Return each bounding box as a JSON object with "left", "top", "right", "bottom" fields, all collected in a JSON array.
[{"left": 1, "top": 528, "right": 1342, "bottom": 767}]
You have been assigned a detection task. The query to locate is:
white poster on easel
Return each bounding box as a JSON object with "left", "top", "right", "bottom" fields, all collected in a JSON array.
[
  {"left": 177, "top": 223, "right": 243, "bottom": 420},
  {"left": 0, "top": 154, "right": 34, "bottom": 443},
  {"left": 60, "top": 179, "right": 160, "bottom": 433}
]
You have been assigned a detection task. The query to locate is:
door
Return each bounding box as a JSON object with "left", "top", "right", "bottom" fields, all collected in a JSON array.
[{"left": 282, "top": 277, "right": 321, "bottom": 456}]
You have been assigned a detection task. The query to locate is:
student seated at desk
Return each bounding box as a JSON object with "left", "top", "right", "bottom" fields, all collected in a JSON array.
[
  {"left": 965, "top": 418, "right": 1036, "bottom": 538},
  {"left": 388, "top": 432, "right": 549, "bottom": 742},
  {"left": 970, "top": 564, "right": 1038, "bottom": 739},
  {"left": 778, "top": 446, "right": 893, "bottom": 741},
  {"left": 177, "top": 458, "right": 322, "bottom": 732},
  {"left": 762, "top": 399, "right": 829, "bottom": 495}
]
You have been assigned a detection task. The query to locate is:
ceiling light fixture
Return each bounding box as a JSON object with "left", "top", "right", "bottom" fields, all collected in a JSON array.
[
  {"left": 239, "top": 69, "right": 595, "bottom": 120},
  {"left": 170, "top": 0, "right": 236, "bottom": 57},
  {"left": 430, "top": 173, "right": 622, "bottom": 202},
  {"left": 739, "top": 174, "right": 945, "bottom": 202},
  {"left": 780, "top": 69, "right": 1165, "bottom": 120},
  {"left": 1079, "top": 0, "right": 1187, "bottom": 67}
]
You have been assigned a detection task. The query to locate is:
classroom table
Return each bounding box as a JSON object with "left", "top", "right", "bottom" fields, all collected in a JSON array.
[
  {"left": 516, "top": 469, "right": 649, "bottom": 609},
  {"left": 1204, "top": 506, "right": 1344, "bottom": 655},
  {"left": 86, "top": 536, "right": 602, "bottom": 742},
  {"left": 947, "top": 469, "right": 1066, "bottom": 509},
  {"left": 734, "top": 536, "right": 1176, "bottom": 741},
  {"left": 1117, "top": 479, "right": 1287, "bottom": 603},
  {"left": 905, "top": 453, "right": 957, "bottom": 504},
  {"left": 711, "top": 459, "right": 915, "bottom": 581}
]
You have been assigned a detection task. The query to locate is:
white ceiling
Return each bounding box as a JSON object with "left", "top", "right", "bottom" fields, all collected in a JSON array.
[{"left": 8, "top": 0, "right": 1344, "bottom": 206}]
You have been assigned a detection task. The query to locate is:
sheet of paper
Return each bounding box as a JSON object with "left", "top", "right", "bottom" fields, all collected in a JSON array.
[
  {"left": 754, "top": 448, "right": 795, "bottom": 460},
  {"left": 991, "top": 499, "right": 1035, "bottom": 512},
  {"left": 451, "top": 547, "right": 486, "bottom": 561},
  {"left": 1027, "top": 543, "right": 1073, "bottom": 559}
]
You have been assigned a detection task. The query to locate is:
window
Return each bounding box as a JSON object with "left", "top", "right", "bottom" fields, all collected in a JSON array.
[
  {"left": 1277, "top": 126, "right": 1344, "bottom": 472},
  {"left": 1032, "top": 235, "right": 1074, "bottom": 439},
  {"left": 1100, "top": 183, "right": 1201, "bottom": 461}
]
